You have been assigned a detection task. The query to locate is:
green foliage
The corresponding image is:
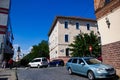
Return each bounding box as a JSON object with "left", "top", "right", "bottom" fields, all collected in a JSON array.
[
  {"left": 20, "top": 40, "right": 49, "bottom": 66},
  {"left": 69, "top": 31, "right": 101, "bottom": 57}
]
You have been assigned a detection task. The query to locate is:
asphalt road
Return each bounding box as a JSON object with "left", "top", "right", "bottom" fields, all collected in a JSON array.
[
  {"left": 17, "top": 67, "right": 119, "bottom": 80},
  {"left": 17, "top": 67, "right": 88, "bottom": 80}
]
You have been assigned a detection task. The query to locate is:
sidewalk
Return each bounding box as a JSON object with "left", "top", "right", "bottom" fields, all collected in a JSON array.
[{"left": 0, "top": 68, "right": 17, "bottom": 80}]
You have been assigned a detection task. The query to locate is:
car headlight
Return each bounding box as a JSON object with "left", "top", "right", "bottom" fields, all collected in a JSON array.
[{"left": 96, "top": 68, "right": 106, "bottom": 73}]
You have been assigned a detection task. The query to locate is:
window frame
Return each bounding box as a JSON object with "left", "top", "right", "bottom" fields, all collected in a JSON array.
[
  {"left": 65, "top": 34, "right": 69, "bottom": 42},
  {"left": 76, "top": 22, "right": 79, "bottom": 30},
  {"left": 64, "top": 21, "right": 68, "bottom": 29},
  {"left": 87, "top": 24, "right": 90, "bottom": 30},
  {"left": 105, "top": 0, "right": 111, "bottom": 5}
]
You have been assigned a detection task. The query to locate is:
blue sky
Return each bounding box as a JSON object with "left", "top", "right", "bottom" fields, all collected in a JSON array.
[{"left": 10, "top": 0, "right": 96, "bottom": 55}]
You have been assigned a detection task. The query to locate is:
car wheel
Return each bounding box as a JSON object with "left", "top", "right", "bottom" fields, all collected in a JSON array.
[
  {"left": 87, "top": 71, "right": 95, "bottom": 80},
  {"left": 37, "top": 65, "right": 40, "bottom": 68},
  {"left": 68, "top": 68, "right": 73, "bottom": 75},
  {"left": 56, "top": 64, "right": 59, "bottom": 67},
  {"left": 28, "top": 65, "right": 31, "bottom": 68},
  {"left": 48, "top": 64, "right": 50, "bottom": 67}
]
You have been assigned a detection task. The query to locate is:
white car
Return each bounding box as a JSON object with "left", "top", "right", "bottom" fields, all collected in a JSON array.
[{"left": 28, "top": 57, "right": 48, "bottom": 68}]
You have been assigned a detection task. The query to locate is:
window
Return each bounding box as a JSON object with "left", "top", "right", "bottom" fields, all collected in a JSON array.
[
  {"left": 78, "top": 59, "right": 84, "bottom": 64},
  {"left": 64, "top": 21, "right": 68, "bottom": 29},
  {"left": 68, "top": 59, "right": 72, "bottom": 62},
  {"left": 42, "top": 58, "right": 47, "bottom": 61},
  {"left": 32, "top": 59, "right": 41, "bottom": 62},
  {"left": 87, "top": 24, "right": 90, "bottom": 30},
  {"left": 98, "top": 37, "right": 101, "bottom": 43},
  {"left": 65, "top": 34, "right": 69, "bottom": 42},
  {"left": 66, "top": 48, "right": 69, "bottom": 56},
  {"left": 72, "top": 59, "right": 77, "bottom": 63},
  {"left": 76, "top": 22, "right": 79, "bottom": 29},
  {"left": 105, "top": 0, "right": 110, "bottom": 5}
]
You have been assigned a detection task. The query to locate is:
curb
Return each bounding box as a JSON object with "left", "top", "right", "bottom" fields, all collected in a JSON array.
[{"left": 15, "top": 69, "right": 18, "bottom": 80}]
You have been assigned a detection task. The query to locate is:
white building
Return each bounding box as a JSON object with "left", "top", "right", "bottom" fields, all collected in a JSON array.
[
  {"left": 0, "top": 0, "right": 14, "bottom": 63},
  {"left": 48, "top": 16, "right": 98, "bottom": 62},
  {"left": 94, "top": 0, "right": 120, "bottom": 76}
]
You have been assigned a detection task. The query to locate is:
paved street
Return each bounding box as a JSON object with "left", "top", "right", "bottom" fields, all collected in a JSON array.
[
  {"left": 17, "top": 67, "right": 120, "bottom": 80},
  {"left": 17, "top": 67, "right": 88, "bottom": 80}
]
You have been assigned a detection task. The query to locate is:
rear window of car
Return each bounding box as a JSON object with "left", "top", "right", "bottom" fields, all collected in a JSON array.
[
  {"left": 32, "top": 59, "right": 41, "bottom": 62},
  {"left": 42, "top": 58, "right": 47, "bottom": 61},
  {"left": 68, "top": 59, "right": 72, "bottom": 62},
  {"left": 72, "top": 59, "right": 77, "bottom": 63}
]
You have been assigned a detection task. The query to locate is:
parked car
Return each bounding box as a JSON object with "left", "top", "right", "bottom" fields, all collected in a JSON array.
[
  {"left": 48, "top": 59, "right": 64, "bottom": 67},
  {"left": 66, "top": 57, "right": 116, "bottom": 80},
  {"left": 97, "top": 56, "right": 102, "bottom": 61},
  {"left": 28, "top": 57, "right": 48, "bottom": 68}
]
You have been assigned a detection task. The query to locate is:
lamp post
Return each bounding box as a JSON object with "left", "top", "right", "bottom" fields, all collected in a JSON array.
[{"left": 89, "top": 45, "right": 92, "bottom": 57}]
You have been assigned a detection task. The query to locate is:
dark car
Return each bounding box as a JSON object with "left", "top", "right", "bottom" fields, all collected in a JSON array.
[
  {"left": 48, "top": 59, "right": 64, "bottom": 67},
  {"left": 97, "top": 56, "right": 102, "bottom": 61}
]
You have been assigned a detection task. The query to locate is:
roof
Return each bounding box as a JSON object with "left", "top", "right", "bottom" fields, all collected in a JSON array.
[{"left": 48, "top": 16, "right": 97, "bottom": 36}]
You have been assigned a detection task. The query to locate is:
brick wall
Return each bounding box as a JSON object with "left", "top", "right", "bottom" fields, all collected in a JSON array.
[{"left": 102, "top": 41, "right": 120, "bottom": 69}]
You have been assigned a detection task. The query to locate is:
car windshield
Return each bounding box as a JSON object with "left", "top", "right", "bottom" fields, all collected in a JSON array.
[{"left": 84, "top": 58, "right": 101, "bottom": 65}]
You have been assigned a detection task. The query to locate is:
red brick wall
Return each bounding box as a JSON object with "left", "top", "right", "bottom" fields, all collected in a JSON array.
[{"left": 102, "top": 41, "right": 120, "bottom": 69}]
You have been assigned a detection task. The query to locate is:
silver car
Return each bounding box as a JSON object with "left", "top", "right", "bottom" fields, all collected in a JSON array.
[
  {"left": 66, "top": 57, "right": 116, "bottom": 80},
  {"left": 28, "top": 57, "right": 48, "bottom": 68}
]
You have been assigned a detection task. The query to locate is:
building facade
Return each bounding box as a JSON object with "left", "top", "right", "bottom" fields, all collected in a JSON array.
[
  {"left": 48, "top": 16, "right": 98, "bottom": 62},
  {"left": 94, "top": 0, "right": 120, "bottom": 76},
  {"left": 0, "top": 0, "right": 14, "bottom": 63}
]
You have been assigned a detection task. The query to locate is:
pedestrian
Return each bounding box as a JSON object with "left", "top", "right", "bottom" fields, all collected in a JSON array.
[
  {"left": 8, "top": 58, "right": 13, "bottom": 69},
  {"left": 2, "top": 60, "right": 6, "bottom": 69}
]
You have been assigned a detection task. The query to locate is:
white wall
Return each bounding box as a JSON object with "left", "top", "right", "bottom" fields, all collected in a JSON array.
[
  {"left": 0, "top": 0, "right": 10, "bottom": 9},
  {"left": 0, "top": 14, "right": 8, "bottom": 26},
  {"left": 49, "top": 21, "right": 59, "bottom": 59},
  {"left": 98, "top": 8, "right": 120, "bottom": 45}
]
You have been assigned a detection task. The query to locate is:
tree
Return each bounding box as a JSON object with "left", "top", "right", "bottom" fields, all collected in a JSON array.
[
  {"left": 20, "top": 40, "right": 49, "bottom": 66},
  {"left": 69, "top": 31, "right": 101, "bottom": 57}
]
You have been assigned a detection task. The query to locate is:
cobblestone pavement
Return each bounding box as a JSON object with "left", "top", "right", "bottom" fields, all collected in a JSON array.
[
  {"left": 17, "top": 67, "right": 120, "bottom": 80},
  {"left": 17, "top": 67, "right": 88, "bottom": 80},
  {"left": 0, "top": 68, "right": 17, "bottom": 80}
]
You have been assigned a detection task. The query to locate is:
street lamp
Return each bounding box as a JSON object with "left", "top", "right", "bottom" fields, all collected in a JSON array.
[
  {"left": 105, "top": 17, "right": 110, "bottom": 28},
  {"left": 89, "top": 45, "right": 93, "bottom": 57}
]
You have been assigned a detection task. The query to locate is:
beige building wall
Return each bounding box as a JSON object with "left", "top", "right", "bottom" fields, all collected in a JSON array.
[
  {"left": 98, "top": 8, "right": 120, "bottom": 45},
  {"left": 49, "top": 21, "right": 59, "bottom": 59},
  {"left": 49, "top": 16, "right": 98, "bottom": 60}
]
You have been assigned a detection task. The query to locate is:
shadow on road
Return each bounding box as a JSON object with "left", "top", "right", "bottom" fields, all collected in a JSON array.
[
  {"left": 73, "top": 73, "right": 120, "bottom": 80},
  {"left": 0, "top": 78, "right": 8, "bottom": 80}
]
